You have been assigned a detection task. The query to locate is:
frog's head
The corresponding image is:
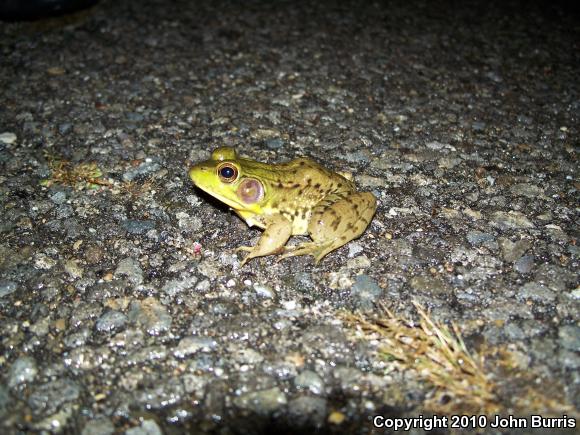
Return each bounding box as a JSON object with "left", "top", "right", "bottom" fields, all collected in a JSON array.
[{"left": 189, "top": 147, "right": 265, "bottom": 212}]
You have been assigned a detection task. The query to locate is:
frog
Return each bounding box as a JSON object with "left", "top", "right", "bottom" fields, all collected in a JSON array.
[{"left": 189, "top": 147, "right": 377, "bottom": 266}]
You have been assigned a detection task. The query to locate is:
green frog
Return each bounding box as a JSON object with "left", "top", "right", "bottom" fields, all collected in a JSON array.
[{"left": 189, "top": 147, "right": 376, "bottom": 266}]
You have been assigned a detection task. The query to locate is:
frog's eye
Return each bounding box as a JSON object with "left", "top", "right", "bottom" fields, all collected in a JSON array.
[{"left": 217, "top": 163, "right": 238, "bottom": 183}]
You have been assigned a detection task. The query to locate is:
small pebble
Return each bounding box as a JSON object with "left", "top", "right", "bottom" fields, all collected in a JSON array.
[
  {"left": 294, "top": 370, "right": 325, "bottom": 395},
  {"left": 265, "top": 138, "right": 284, "bottom": 149},
  {"left": 0, "top": 280, "right": 18, "bottom": 298},
  {"left": 514, "top": 255, "right": 534, "bottom": 274},
  {"left": 114, "top": 258, "right": 144, "bottom": 285},
  {"left": 518, "top": 282, "right": 556, "bottom": 303},
  {"left": 558, "top": 325, "right": 580, "bottom": 351},
  {"left": 174, "top": 336, "right": 217, "bottom": 358},
  {"left": 28, "top": 379, "right": 80, "bottom": 415},
  {"left": 0, "top": 132, "right": 17, "bottom": 144},
  {"left": 467, "top": 231, "right": 495, "bottom": 246},
  {"left": 350, "top": 275, "right": 383, "bottom": 310},
  {"left": 254, "top": 283, "right": 275, "bottom": 298},
  {"left": 128, "top": 298, "right": 172, "bottom": 335},
  {"left": 162, "top": 277, "right": 197, "bottom": 298},
  {"left": 122, "top": 160, "right": 160, "bottom": 181},
  {"left": 96, "top": 310, "right": 127, "bottom": 333},
  {"left": 491, "top": 211, "right": 534, "bottom": 229},
  {"left": 233, "top": 387, "right": 287, "bottom": 415},
  {"left": 8, "top": 356, "right": 38, "bottom": 388}
]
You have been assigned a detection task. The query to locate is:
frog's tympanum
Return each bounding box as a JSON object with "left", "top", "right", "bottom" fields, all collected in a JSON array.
[{"left": 189, "top": 147, "right": 377, "bottom": 266}]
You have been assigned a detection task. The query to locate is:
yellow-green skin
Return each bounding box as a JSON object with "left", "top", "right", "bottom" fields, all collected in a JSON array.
[{"left": 189, "top": 147, "right": 377, "bottom": 266}]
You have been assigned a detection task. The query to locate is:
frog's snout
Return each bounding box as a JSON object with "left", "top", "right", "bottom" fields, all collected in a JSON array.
[{"left": 189, "top": 167, "right": 204, "bottom": 185}]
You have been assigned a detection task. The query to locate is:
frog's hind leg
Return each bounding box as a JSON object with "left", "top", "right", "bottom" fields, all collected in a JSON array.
[{"left": 280, "top": 192, "right": 376, "bottom": 264}]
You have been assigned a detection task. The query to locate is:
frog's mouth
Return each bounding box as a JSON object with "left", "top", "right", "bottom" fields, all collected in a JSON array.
[{"left": 191, "top": 181, "right": 243, "bottom": 210}]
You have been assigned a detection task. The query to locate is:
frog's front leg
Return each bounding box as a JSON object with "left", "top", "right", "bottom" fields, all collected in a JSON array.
[
  {"left": 236, "top": 214, "right": 292, "bottom": 266},
  {"left": 281, "top": 192, "right": 376, "bottom": 264}
]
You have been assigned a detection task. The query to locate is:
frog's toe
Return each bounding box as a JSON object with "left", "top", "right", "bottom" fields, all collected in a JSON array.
[
  {"left": 238, "top": 250, "right": 261, "bottom": 267},
  {"left": 279, "top": 242, "right": 335, "bottom": 264},
  {"left": 279, "top": 242, "right": 314, "bottom": 259},
  {"left": 311, "top": 242, "right": 339, "bottom": 264},
  {"left": 313, "top": 248, "right": 332, "bottom": 264},
  {"left": 236, "top": 246, "right": 256, "bottom": 267},
  {"left": 239, "top": 255, "right": 251, "bottom": 267}
]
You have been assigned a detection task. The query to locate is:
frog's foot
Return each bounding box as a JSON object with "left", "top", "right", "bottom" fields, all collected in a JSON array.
[
  {"left": 278, "top": 240, "right": 336, "bottom": 264},
  {"left": 234, "top": 246, "right": 254, "bottom": 267}
]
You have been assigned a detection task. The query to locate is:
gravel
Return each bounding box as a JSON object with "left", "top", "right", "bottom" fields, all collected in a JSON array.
[
  {"left": 0, "top": 280, "right": 18, "bottom": 298},
  {"left": 0, "top": 0, "right": 578, "bottom": 433},
  {"left": 173, "top": 336, "right": 218, "bottom": 358},
  {"left": 7, "top": 356, "right": 38, "bottom": 389},
  {"left": 233, "top": 387, "right": 288, "bottom": 415},
  {"left": 95, "top": 310, "right": 128, "bottom": 333},
  {"left": 114, "top": 258, "right": 144, "bottom": 286},
  {"left": 349, "top": 274, "right": 383, "bottom": 310},
  {"left": 128, "top": 298, "right": 172, "bottom": 336},
  {"left": 294, "top": 370, "right": 325, "bottom": 395}
]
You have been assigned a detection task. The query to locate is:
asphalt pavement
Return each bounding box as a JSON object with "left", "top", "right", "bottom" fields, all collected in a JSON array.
[{"left": 0, "top": 0, "right": 578, "bottom": 433}]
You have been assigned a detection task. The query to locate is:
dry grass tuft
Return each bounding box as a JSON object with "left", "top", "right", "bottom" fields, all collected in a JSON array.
[
  {"left": 341, "top": 302, "right": 579, "bottom": 417},
  {"left": 41, "top": 154, "right": 109, "bottom": 190},
  {"left": 119, "top": 179, "right": 159, "bottom": 198},
  {"left": 341, "top": 301, "right": 499, "bottom": 415}
]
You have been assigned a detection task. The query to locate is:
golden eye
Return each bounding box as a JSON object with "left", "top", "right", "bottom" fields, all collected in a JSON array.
[{"left": 217, "top": 163, "right": 238, "bottom": 183}]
